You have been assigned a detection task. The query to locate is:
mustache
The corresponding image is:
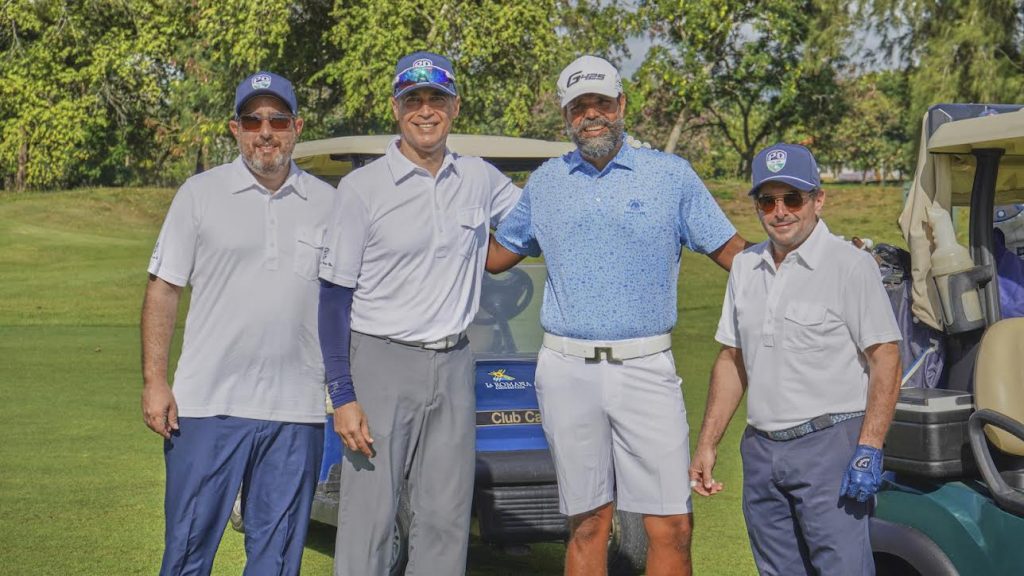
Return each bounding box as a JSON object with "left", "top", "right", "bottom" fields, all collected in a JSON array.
[{"left": 576, "top": 117, "right": 613, "bottom": 131}]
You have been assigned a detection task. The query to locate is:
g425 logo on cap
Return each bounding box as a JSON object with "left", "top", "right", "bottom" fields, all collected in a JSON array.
[
  {"left": 412, "top": 59, "right": 433, "bottom": 68},
  {"left": 566, "top": 70, "right": 605, "bottom": 87},
  {"left": 251, "top": 74, "right": 272, "bottom": 90},
  {"left": 765, "top": 149, "right": 787, "bottom": 173}
]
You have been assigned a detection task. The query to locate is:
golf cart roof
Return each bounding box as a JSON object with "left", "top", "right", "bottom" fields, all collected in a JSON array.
[
  {"left": 924, "top": 105, "right": 1024, "bottom": 207},
  {"left": 293, "top": 134, "right": 575, "bottom": 182}
]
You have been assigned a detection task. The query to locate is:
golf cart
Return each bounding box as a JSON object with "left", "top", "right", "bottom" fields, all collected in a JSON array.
[
  {"left": 290, "top": 134, "right": 649, "bottom": 575},
  {"left": 868, "top": 104, "right": 1024, "bottom": 575}
]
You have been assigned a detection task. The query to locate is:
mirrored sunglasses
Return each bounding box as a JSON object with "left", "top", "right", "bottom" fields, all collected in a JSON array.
[
  {"left": 755, "top": 191, "right": 812, "bottom": 213},
  {"left": 392, "top": 65, "right": 456, "bottom": 96},
  {"left": 237, "top": 114, "right": 294, "bottom": 132}
]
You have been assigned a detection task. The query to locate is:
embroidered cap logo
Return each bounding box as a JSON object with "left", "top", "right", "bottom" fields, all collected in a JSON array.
[
  {"left": 251, "top": 74, "right": 272, "bottom": 90},
  {"left": 765, "top": 149, "right": 787, "bottom": 173}
]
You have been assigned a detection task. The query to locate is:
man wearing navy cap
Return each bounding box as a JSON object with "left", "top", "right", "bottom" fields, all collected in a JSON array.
[
  {"left": 690, "top": 143, "right": 901, "bottom": 574},
  {"left": 318, "top": 51, "right": 521, "bottom": 574},
  {"left": 142, "top": 70, "right": 333, "bottom": 575}
]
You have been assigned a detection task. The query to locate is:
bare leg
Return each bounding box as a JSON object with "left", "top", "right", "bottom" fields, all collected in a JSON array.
[
  {"left": 565, "top": 502, "right": 614, "bottom": 576},
  {"left": 643, "top": 513, "right": 693, "bottom": 576}
]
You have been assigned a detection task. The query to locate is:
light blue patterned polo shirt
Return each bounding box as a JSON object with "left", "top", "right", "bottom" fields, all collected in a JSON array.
[{"left": 495, "top": 139, "right": 736, "bottom": 340}]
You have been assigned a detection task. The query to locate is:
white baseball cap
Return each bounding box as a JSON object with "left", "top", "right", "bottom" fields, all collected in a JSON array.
[{"left": 557, "top": 55, "right": 622, "bottom": 108}]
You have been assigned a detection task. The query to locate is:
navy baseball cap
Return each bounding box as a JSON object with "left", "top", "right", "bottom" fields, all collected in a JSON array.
[
  {"left": 234, "top": 71, "right": 297, "bottom": 116},
  {"left": 749, "top": 143, "right": 820, "bottom": 196},
  {"left": 392, "top": 51, "right": 458, "bottom": 98}
]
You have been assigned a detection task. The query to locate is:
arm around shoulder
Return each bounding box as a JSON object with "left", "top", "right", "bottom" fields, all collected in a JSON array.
[
  {"left": 708, "top": 233, "right": 751, "bottom": 272},
  {"left": 486, "top": 235, "right": 527, "bottom": 274}
]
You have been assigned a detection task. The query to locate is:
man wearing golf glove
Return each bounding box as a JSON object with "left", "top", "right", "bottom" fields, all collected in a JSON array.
[{"left": 690, "top": 143, "right": 901, "bottom": 575}]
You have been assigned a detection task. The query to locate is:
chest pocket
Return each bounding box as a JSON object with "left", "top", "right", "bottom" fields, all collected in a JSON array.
[
  {"left": 458, "top": 206, "right": 487, "bottom": 260},
  {"left": 294, "top": 226, "right": 326, "bottom": 280},
  {"left": 783, "top": 302, "right": 829, "bottom": 353}
]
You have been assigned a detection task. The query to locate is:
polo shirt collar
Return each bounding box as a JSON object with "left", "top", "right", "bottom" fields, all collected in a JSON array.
[
  {"left": 567, "top": 135, "right": 636, "bottom": 177},
  {"left": 757, "top": 218, "right": 830, "bottom": 271},
  {"left": 385, "top": 136, "right": 459, "bottom": 184},
  {"left": 229, "top": 156, "right": 305, "bottom": 199}
]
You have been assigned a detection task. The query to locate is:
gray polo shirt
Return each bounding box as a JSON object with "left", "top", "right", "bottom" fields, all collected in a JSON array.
[
  {"left": 148, "top": 157, "right": 336, "bottom": 423},
  {"left": 319, "top": 138, "right": 520, "bottom": 342}
]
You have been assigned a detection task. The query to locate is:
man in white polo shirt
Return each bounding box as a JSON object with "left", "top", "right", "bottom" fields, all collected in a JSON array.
[
  {"left": 141, "top": 72, "right": 334, "bottom": 575},
  {"left": 487, "top": 55, "right": 747, "bottom": 576},
  {"left": 318, "top": 51, "right": 520, "bottom": 575},
  {"left": 690, "top": 143, "right": 901, "bottom": 575}
]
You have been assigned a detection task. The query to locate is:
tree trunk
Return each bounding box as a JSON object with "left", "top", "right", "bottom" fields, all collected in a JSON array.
[
  {"left": 15, "top": 127, "right": 28, "bottom": 192},
  {"left": 664, "top": 108, "right": 687, "bottom": 155}
]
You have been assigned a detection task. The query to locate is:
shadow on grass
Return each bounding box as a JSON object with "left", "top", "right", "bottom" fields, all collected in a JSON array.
[{"left": 302, "top": 521, "right": 565, "bottom": 575}]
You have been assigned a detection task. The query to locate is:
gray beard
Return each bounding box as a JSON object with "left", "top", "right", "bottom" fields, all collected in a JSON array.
[
  {"left": 241, "top": 144, "right": 289, "bottom": 178},
  {"left": 566, "top": 117, "right": 625, "bottom": 161}
]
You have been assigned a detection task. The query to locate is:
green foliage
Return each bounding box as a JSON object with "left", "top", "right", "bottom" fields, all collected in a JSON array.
[
  {"left": 631, "top": 0, "right": 850, "bottom": 178},
  {"left": 864, "top": 0, "right": 1024, "bottom": 164},
  {"left": 820, "top": 70, "right": 912, "bottom": 179},
  {"left": 318, "top": 0, "right": 626, "bottom": 137},
  {"left": 0, "top": 1, "right": 169, "bottom": 189}
]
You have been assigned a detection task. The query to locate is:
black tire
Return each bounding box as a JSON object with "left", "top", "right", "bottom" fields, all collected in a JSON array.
[
  {"left": 607, "top": 510, "right": 648, "bottom": 576},
  {"left": 388, "top": 483, "right": 412, "bottom": 576}
]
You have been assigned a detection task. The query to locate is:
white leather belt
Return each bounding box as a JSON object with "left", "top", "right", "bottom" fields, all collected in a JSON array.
[
  {"left": 358, "top": 331, "right": 466, "bottom": 351},
  {"left": 542, "top": 333, "right": 672, "bottom": 362}
]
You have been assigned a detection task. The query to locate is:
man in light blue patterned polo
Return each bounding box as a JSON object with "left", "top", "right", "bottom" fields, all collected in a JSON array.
[{"left": 486, "top": 55, "right": 746, "bottom": 576}]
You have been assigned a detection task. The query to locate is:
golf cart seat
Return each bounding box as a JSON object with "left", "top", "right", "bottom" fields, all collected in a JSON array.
[{"left": 970, "top": 318, "right": 1024, "bottom": 513}]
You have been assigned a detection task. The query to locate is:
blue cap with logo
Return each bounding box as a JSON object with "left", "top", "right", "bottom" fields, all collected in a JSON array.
[
  {"left": 234, "top": 71, "right": 298, "bottom": 116},
  {"left": 392, "top": 51, "right": 458, "bottom": 98},
  {"left": 749, "top": 143, "right": 820, "bottom": 196}
]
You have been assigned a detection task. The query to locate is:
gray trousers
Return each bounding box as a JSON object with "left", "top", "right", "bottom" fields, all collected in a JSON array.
[
  {"left": 334, "top": 332, "right": 475, "bottom": 576},
  {"left": 741, "top": 417, "right": 873, "bottom": 576}
]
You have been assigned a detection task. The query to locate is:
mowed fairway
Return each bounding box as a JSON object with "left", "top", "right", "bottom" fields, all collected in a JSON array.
[{"left": 0, "top": 182, "right": 906, "bottom": 575}]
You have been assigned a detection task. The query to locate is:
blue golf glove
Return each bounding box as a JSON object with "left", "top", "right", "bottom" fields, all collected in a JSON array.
[{"left": 840, "top": 444, "right": 883, "bottom": 502}]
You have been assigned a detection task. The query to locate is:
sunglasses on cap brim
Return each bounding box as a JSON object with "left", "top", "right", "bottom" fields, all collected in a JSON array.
[{"left": 393, "top": 65, "right": 457, "bottom": 96}]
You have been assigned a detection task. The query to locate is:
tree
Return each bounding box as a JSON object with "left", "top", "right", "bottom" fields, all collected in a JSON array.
[
  {"left": 632, "top": 0, "right": 852, "bottom": 178},
  {"left": 0, "top": 0, "right": 170, "bottom": 190},
  {"left": 863, "top": 0, "right": 1024, "bottom": 166},
  {"left": 317, "top": 0, "right": 628, "bottom": 137},
  {"left": 821, "top": 70, "right": 911, "bottom": 183}
]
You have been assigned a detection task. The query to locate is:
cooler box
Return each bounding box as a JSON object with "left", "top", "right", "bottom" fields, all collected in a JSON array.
[{"left": 884, "top": 388, "right": 975, "bottom": 477}]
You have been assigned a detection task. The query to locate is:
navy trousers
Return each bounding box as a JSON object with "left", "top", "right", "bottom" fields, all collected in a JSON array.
[
  {"left": 160, "top": 416, "right": 323, "bottom": 576},
  {"left": 741, "top": 417, "right": 873, "bottom": 576}
]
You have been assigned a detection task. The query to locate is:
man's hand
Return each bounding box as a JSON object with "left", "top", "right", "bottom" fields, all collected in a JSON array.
[
  {"left": 141, "top": 382, "right": 179, "bottom": 439},
  {"left": 334, "top": 401, "right": 374, "bottom": 457},
  {"left": 688, "top": 444, "right": 724, "bottom": 496},
  {"left": 840, "top": 444, "right": 884, "bottom": 502}
]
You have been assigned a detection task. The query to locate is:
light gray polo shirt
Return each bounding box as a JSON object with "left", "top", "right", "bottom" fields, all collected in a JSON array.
[
  {"left": 319, "top": 138, "right": 520, "bottom": 342},
  {"left": 148, "top": 157, "right": 336, "bottom": 423},
  {"left": 715, "top": 220, "right": 902, "bottom": 431}
]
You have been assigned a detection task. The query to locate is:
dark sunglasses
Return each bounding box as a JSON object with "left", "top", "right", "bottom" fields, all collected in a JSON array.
[
  {"left": 392, "top": 65, "right": 457, "bottom": 96},
  {"left": 755, "top": 190, "right": 814, "bottom": 213},
  {"left": 237, "top": 114, "right": 294, "bottom": 132}
]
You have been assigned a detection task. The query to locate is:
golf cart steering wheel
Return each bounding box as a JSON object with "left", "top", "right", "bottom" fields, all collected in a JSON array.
[{"left": 477, "top": 268, "right": 534, "bottom": 325}]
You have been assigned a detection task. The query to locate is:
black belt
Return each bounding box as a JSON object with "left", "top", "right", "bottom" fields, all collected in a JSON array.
[{"left": 754, "top": 411, "right": 865, "bottom": 441}]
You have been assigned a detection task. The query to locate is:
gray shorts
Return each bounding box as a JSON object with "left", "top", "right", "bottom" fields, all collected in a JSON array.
[{"left": 535, "top": 346, "right": 692, "bottom": 516}]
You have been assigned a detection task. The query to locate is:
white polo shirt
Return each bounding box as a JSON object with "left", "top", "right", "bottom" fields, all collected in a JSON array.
[
  {"left": 715, "top": 220, "right": 902, "bottom": 431},
  {"left": 148, "top": 157, "right": 336, "bottom": 423},
  {"left": 319, "top": 137, "right": 520, "bottom": 342}
]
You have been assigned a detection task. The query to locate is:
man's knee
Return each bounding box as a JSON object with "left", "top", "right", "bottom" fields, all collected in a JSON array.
[
  {"left": 644, "top": 513, "right": 693, "bottom": 552},
  {"left": 569, "top": 504, "right": 614, "bottom": 543}
]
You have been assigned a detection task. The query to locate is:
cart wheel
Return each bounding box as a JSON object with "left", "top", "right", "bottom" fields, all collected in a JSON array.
[
  {"left": 607, "top": 510, "right": 648, "bottom": 576},
  {"left": 388, "top": 482, "right": 411, "bottom": 576}
]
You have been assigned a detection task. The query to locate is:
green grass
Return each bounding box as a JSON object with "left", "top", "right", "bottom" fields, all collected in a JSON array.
[{"left": 0, "top": 181, "right": 907, "bottom": 575}]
